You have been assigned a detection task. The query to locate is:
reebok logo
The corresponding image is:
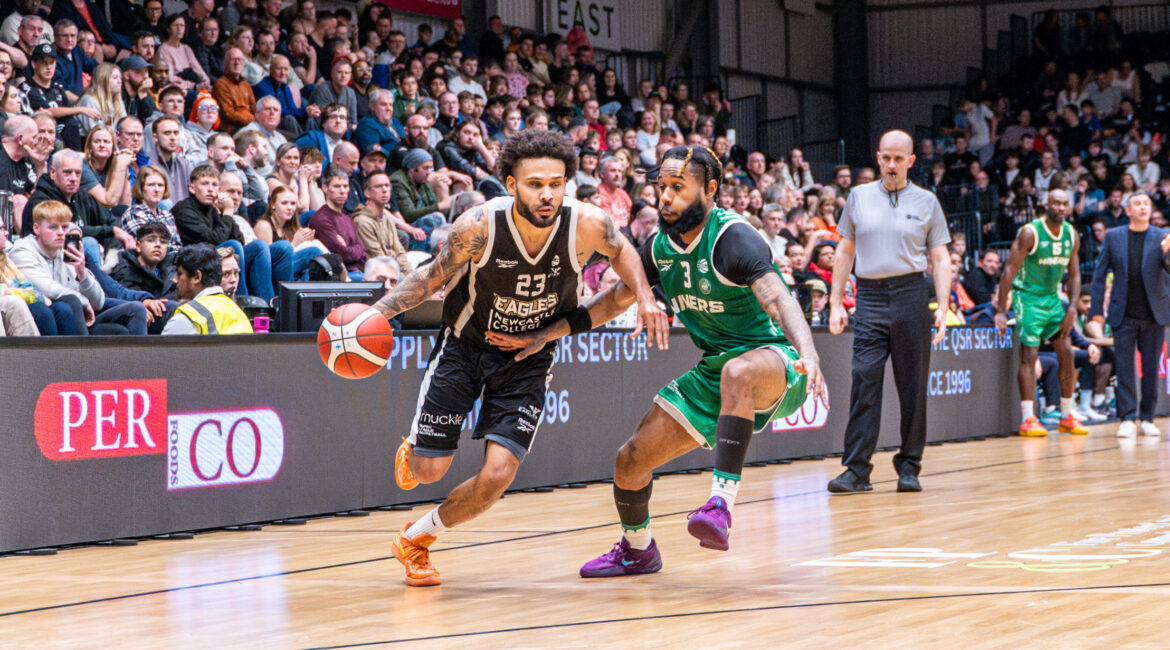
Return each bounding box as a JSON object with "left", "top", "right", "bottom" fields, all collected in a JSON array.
[{"left": 497, "top": 259, "right": 518, "bottom": 269}]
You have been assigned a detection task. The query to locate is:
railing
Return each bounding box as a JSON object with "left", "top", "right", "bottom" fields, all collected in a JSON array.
[
  {"left": 604, "top": 50, "right": 664, "bottom": 93},
  {"left": 760, "top": 116, "right": 800, "bottom": 160},
  {"left": 946, "top": 211, "right": 987, "bottom": 253},
  {"left": 1031, "top": 4, "right": 1170, "bottom": 48},
  {"left": 728, "top": 95, "right": 763, "bottom": 153},
  {"left": 801, "top": 139, "right": 844, "bottom": 186}
]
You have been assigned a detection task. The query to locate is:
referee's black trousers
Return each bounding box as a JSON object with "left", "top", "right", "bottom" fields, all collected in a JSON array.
[{"left": 841, "top": 274, "right": 932, "bottom": 479}]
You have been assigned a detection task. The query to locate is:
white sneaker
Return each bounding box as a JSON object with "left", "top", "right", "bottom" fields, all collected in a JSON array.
[
  {"left": 1139, "top": 421, "right": 1161, "bottom": 437},
  {"left": 1117, "top": 421, "right": 1137, "bottom": 438},
  {"left": 1077, "top": 402, "right": 1107, "bottom": 422}
]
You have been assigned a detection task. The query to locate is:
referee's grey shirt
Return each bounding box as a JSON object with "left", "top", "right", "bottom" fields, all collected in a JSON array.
[{"left": 837, "top": 181, "right": 950, "bottom": 279}]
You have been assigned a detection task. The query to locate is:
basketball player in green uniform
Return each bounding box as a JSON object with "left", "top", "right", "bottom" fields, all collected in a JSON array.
[
  {"left": 488, "top": 145, "right": 826, "bottom": 575},
  {"left": 995, "top": 188, "right": 1087, "bottom": 436}
]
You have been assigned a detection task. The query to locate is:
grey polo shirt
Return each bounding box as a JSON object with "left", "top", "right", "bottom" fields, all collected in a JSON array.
[{"left": 837, "top": 181, "right": 950, "bottom": 279}]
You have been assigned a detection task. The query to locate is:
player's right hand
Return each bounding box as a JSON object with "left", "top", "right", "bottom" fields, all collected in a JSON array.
[
  {"left": 794, "top": 357, "right": 828, "bottom": 406},
  {"left": 828, "top": 304, "right": 847, "bottom": 335},
  {"left": 485, "top": 329, "right": 548, "bottom": 361},
  {"left": 993, "top": 311, "right": 1008, "bottom": 336}
]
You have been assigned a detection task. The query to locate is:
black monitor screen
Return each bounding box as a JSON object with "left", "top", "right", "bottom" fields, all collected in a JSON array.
[{"left": 276, "top": 282, "right": 386, "bottom": 332}]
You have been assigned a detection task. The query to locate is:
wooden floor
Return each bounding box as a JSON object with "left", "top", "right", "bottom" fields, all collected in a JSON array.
[{"left": 5, "top": 420, "right": 1170, "bottom": 648}]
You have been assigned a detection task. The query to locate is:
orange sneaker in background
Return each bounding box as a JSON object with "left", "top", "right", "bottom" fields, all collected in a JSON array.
[
  {"left": 1018, "top": 416, "right": 1049, "bottom": 437},
  {"left": 1058, "top": 414, "right": 1089, "bottom": 435}
]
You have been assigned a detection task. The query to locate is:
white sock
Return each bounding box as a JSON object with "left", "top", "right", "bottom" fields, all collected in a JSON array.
[
  {"left": 1092, "top": 393, "right": 1106, "bottom": 407},
  {"left": 622, "top": 522, "right": 653, "bottom": 550},
  {"left": 1021, "top": 401, "right": 1034, "bottom": 420},
  {"left": 710, "top": 471, "right": 741, "bottom": 510},
  {"left": 1060, "top": 397, "right": 1075, "bottom": 418},
  {"left": 405, "top": 506, "right": 446, "bottom": 540}
]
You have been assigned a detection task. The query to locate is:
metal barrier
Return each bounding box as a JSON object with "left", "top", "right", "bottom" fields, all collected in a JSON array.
[
  {"left": 604, "top": 50, "right": 664, "bottom": 93},
  {"left": 946, "top": 211, "right": 986, "bottom": 252},
  {"left": 801, "top": 139, "right": 844, "bottom": 185},
  {"left": 761, "top": 116, "right": 800, "bottom": 160},
  {"left": 1031, "top": 4, "right": 1170, "bottom": 45},
  {"left": 728, "top": 95, "right": 763, "bottom": 153}
]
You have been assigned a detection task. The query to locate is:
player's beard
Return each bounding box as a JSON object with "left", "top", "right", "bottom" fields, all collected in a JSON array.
[
  {"left": 516, "top": 197, "right": 562, "bottom": 227},
  {"left": 659, "top": 197, "right": 708, "bottom": 236}
]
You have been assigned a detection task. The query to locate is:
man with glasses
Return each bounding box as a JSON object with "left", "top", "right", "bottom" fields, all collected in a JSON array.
[
  {"left": 213, "top": 48, "right": 256, "bottom": 133},
  {"left": 116, "top": 116, "right": 150, "bottom": 186},
  {"left": 995, "top": 188, "right": 1087, "bottom": 437},
  {"left": 308, "top": 58, "right": 357, "bottom": 132},
  {"left": 50, "top": 19, "right": 95, "bottom": 102},
  {"left": 295, "top": 102, "right": 348, "bottom": 167}
]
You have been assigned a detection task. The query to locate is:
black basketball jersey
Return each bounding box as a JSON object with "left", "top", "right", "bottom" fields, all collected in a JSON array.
[{"left": 443, "top": 196, "right": 583, "bottom": 345}]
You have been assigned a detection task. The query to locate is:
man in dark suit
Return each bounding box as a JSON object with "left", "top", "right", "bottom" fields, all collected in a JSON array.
[{"left": 1090, "top": 193, "right": 1170, "bottom": 438}]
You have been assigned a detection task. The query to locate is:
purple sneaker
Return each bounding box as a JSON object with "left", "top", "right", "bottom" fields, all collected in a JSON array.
[
  {"left": 686, "top": 497, "right": 732, "bottom": 551},
  {"left": 579, "top": 538, "right": 663, "bottom": 578}
]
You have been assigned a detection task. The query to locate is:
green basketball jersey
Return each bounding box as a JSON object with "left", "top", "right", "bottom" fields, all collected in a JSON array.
[
  {"left": 1013, "top": 218, "right": 1074, "bottom": 295},
  {"left": 650, "top": 207, "right": 788, "bottom": 356}
]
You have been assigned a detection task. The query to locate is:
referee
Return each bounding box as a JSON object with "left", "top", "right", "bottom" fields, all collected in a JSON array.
[{"left": 826, "top": 130, "right": 951, "bottom": 494}]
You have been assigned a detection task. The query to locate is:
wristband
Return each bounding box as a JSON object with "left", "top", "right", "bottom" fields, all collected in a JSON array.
[{"left": 566, "top": 306, "right": 592, "bottom": 335}]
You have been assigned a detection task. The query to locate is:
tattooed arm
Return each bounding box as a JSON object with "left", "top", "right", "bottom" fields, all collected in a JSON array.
[
  {"left": 576, "top": 203, "right": 669, "bottom": 348},
  {"left": 750, "top": 273, "right": 827, "bottom": 401},
  {"left": 372, "top": 207, "right": 488, "bottom": 319}
]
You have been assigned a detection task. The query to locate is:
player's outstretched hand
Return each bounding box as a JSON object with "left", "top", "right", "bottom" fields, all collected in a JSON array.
[
  {"left": 485, "top": 329, "right": 549, "bottom": 361},
  {"left": 634, "top": 298, "right": 670, "bottom": 350},
  {"left": 828, "top": 304, "right": 847, "bottom": 335},
  {"left": 793, "top": 357, "right": 828, "bottom": 406}
]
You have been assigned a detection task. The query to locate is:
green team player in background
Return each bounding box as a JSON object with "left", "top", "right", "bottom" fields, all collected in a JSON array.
[
  {"left": 995, "top": 188, "right": 1088, "bottom": 437},
  {"left": 488, "top": 145, "right": 827, "bottom": 576}
]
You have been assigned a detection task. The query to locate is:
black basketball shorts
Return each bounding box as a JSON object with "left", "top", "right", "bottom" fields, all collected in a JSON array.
[{"left": 407, "top": 329, "right": 554, "bottom": 461}]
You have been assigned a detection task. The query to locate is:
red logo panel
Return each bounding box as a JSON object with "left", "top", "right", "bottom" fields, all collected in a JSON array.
[{"left": 34, "top": 380, "right": 168, "bottom": 460}]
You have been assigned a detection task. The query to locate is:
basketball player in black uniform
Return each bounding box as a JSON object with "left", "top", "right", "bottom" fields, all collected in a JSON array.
[{"left": 371, "top": 130, "right": 668, "bottom": 586}]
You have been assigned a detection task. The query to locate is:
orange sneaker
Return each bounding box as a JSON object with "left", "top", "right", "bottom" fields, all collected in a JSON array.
[
  {"left": 1058, "top": 414, "right": 1089, "bottom": 435},
  {"left": 1018, "top": 416, "right": 1049, "bottom": 437},
  {"left": 395, "top": 438, "right": 419, "bottom": 490},
  {"left": 392, "top": 522, "right": 441, "bottom": 586}
]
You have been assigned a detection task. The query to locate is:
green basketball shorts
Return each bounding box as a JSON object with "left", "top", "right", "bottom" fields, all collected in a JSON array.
[{"left": 654, "top": 343, "right": 808, "bottom": 449}]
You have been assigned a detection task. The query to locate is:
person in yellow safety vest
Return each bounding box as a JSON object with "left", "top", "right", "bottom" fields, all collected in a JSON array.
[{"left": 161, "top": 243, "right": 254, "bottom": 335}]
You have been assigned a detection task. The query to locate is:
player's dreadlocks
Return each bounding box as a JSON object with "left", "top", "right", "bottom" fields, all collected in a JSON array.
[
  {"left": 656, "top": 144, "right": 724, "bottom": 191},
  {"left": 652, "top": 145, "right": 724, "bottom": 236}
]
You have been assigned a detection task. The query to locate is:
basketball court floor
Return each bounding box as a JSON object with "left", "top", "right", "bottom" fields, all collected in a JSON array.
[{"left": 3, "top": 420, "right": 1170, "bottom": 648}]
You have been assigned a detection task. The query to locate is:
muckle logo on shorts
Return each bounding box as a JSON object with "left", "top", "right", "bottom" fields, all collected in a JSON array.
[
  {"left": 167, "top": 409, "right": 284, "bottom": 490},
  {"left": 34, "top": 379, "right": 169, "bottom": 460},
  {"left": 771, "top": 385, "right": 830, "bottom": 433}
]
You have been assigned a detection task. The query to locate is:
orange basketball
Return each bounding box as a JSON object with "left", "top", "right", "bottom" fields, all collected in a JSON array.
[{"left": 317, "top": 303, "right": 395, "bottom": 379}]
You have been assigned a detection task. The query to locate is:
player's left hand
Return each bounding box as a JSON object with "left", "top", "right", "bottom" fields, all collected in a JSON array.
[
  {"left": 485, "top": 329, "right": 549, "bottom": 361},
  {"left": 932, "top": 306, "right": 947, "bottom": 345},
  {"left": 794, "top": 357, "right": 828, "bottom": 406},
  {"left": 634, "top": 296, "right": 669, "bottom": 350}
]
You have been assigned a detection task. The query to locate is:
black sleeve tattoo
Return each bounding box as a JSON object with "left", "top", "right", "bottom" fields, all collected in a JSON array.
[{"left": 372, "top": 207, "right": 486, "bottom": 319}]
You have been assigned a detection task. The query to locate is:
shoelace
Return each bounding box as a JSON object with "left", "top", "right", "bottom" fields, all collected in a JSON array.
[
  {"left": 602, "top": 542, "right": 626, "bottom": 561},
  {"left": 686, "top": 503, "right": 717, "bottom": 520},
  {"left": 400, "top": 540, "right": 431, "bottom": 566}
]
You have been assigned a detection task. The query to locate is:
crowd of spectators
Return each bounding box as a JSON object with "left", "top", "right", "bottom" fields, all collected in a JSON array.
[{"left": 913, "top": 6, "right": 1170, "bottom": 421}]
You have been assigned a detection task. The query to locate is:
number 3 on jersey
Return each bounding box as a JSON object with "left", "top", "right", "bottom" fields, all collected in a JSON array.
[
  {"left": 515, "top": 273, "right": 547, "bottom": 297},
  {"left": 681, "top": 262, "right": 692, "bottom": 289}
]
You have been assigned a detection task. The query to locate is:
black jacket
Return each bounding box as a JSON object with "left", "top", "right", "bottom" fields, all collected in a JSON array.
[
  {"left": 21, "top": 173, "right": 114, "bottom": 245},
  {"left": 172, "top": 197, "right": 244, "bottom": 247},
  {"left": 109, "top": 249, "right": 177, "bottom": 299}
]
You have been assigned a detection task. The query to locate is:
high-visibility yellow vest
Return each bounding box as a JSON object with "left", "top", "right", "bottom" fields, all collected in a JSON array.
[{"left": 175, "top": 293, "right": 254, "bottom": 335}]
